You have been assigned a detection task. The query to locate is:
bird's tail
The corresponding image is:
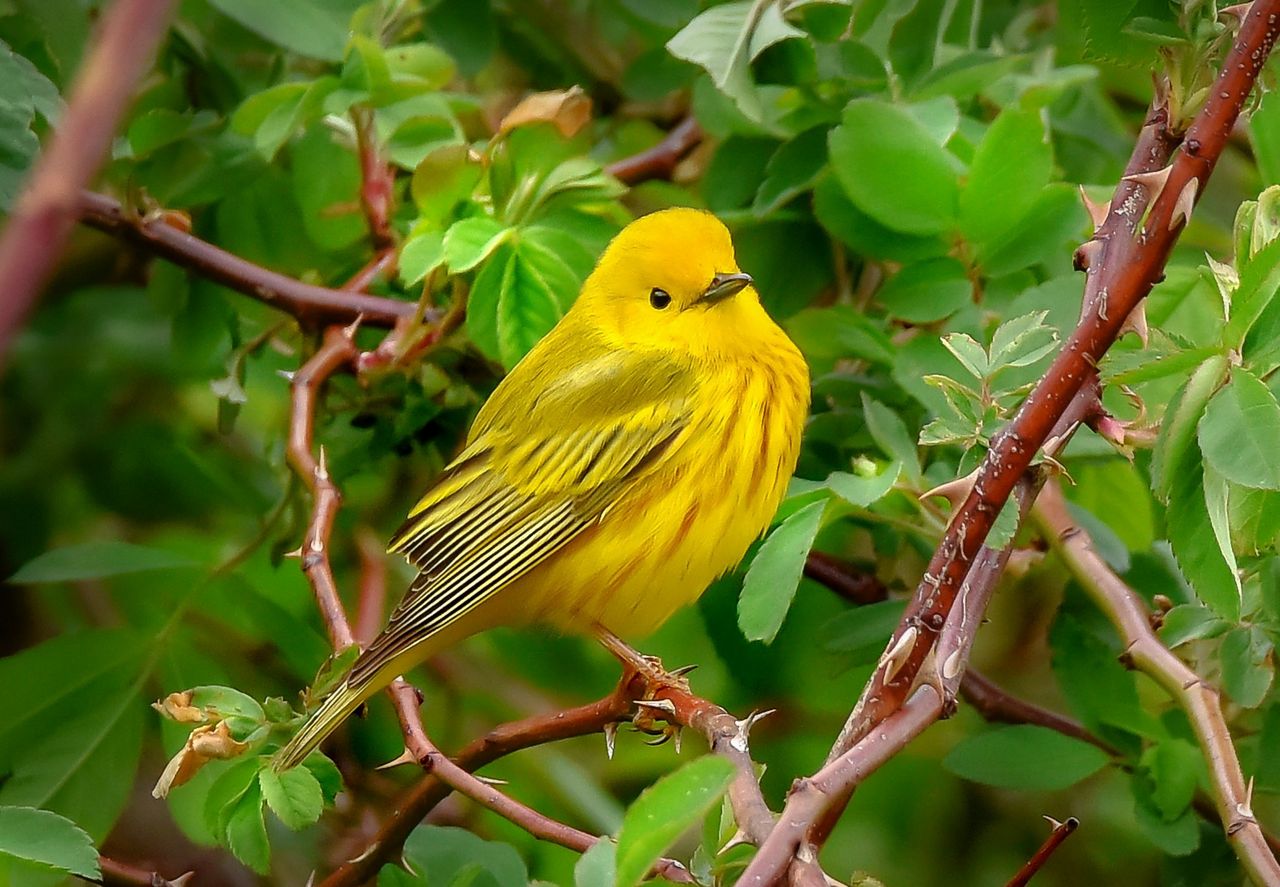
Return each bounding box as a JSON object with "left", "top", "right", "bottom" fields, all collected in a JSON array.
[{"left": 272, "top": 678, "right": 373, "bottom": 771}]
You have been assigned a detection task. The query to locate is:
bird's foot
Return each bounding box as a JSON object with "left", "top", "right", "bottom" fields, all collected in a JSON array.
[{"left": 594, "top": 625, "right": 694, "bottom": 749}]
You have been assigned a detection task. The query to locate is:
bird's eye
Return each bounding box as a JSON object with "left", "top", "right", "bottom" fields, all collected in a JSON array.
[{"left": 649, "top": 288, "right": 672, "bottom": 310}]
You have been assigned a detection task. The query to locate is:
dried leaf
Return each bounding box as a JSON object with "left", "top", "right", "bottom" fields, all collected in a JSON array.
[{"left": 497, "top": 86, "right": 591, "bottom": 138}]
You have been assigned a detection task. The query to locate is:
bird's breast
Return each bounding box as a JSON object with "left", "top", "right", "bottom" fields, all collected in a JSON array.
[{"left": 515, "top": 344, "right": 810, "bottom": 638}]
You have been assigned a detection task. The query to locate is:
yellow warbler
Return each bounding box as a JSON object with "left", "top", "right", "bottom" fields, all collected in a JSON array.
[{"left": 274, "top": 207, "right": 809, "bottom": 770}]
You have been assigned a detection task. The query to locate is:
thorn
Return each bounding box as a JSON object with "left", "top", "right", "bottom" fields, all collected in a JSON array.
[
  {"left": 668, "top": 663, "right": 698, "bottom": 677},
  {"left": 941, "top": 648, "right": 963, "bottom": 681},
  {"left": 603, "top": 722, "right": 617, "bottom": 760},
  {"left": 732, "top": 708, "right": 776, "bottom": 751},
  {"left": 721, "top": 829, "right": 752, "bottom": 853},
  {"left": 171, "top": 873, "right": 196, "bottom": 887},
  {"left": 317, "top": 446, "right": 330, "bottom": 482},
  {"left": 1220, "top": 1, "right": 1252, "bottom": 20},
  {"left": 1043, "top": 814, "right": 1065, "bottom": 829},
  {"left": 474, "top": 773, "right": 508, "bottom": 786},
  {"left": 1170, "top": 177, "right": 1198, "bottom": 231},
  {"left": 375, "top": 748, "right": 417, "bottom": 770},
  {"left": 882, "top": 625, "right": 918, "bottom": 684},
  {"left": 1078, "top": 186, "right": 1109, "bottom": 231},
  {"left": 342, "top": 313, "right": 364, "bottom": 341},
  {"left": 920, "top": 469, "right": 979, "bottom": 511},
  {"left": 1073, "top": 239, "right": 1102, "bottom": 272},
  {"left": 673, "top": 726, "right": 683, "bottom": 754},
  {"left": 1119, "top": 303, "right": 1149, "bottom": 346},
  {"left": 635, "top": 698, "right": 677, "bottom": 715},
  {"left": 277, "top": 369, "right": 296, "bottom": 383},
  {"left": 283, "top": 546, "right": 304, "bottom": 559},
  {"left": 1122, "top": 166, "right": 1173, "bottom": 203}
]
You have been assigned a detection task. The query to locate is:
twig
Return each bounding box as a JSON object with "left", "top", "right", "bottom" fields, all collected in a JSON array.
[
  {"left": 959, "top": 670, "right": 1113, "bottom": 753},
  {"left": 352, "top": 108, "right": 395, "bottom": 250},
  {"left": 1004, "top": 817, "right": 1080, "bottom": 887},
  {"left": 78, "top": 192, "right": 414, "bottom": 328},
  {"left": 286, "top": 323, "right": 360, "bottom": 650},
  {"left": 804, "top": 552, "right": 887, "bottom": 605},
  {"left": 1033, "top": 482, "right": 1280, "bottom": 884},
  {"left": 604, "top": 117, "right": 703, "bottom": 185},
  {"left": 385, "top": 679, "right": 694, "bottom": 883},
  {"left": 97, "top": 855, "right": 192, "bottom": 887},
  {"left": 0, "top": 0, "right": 176, "bottom": 359},
  {"left": 320, "top": 684, "right": 634, "bottom": 887}
]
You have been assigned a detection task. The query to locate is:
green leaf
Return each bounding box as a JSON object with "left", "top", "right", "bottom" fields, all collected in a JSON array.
[
  {"left": 1198, "top": 367, "right": 1280, "bottom": 490},
  {"left": 667, "top": 0, "right": 803, "bottom": 121},
  {"left": 614, "top": 756, "right": 736, "bottom": 887},
  {"left": 224, "top": 781, "right": 270, "bottom": 874},
  {"left": 1220, "top": 626, "right": 1273, "bottom": 708},
  {"left": 291, "top": 125, "right": 365, "bottom": 251},
  {"left": 0, "top": 807, "right": 99, "bottom": 880},
  {"left": 960, "top": 108, "right": 1051, "bottom": 252},
  {"left": 204, "top": 758, "right": 262, "bottom": 842},
  {"left": 812, "top": 174, "right": 948, "bottom": 263},
  {"left": 988, "top": 310, "right": 1057, "bottom": 371},
  {"left": 0, "top": 39, "right": 61, "bottom": 211},
  {"left": 1202, "top": 467, "right": 1242, "bottom": 605},
  {"left": 943, "top": 725, "right": 1109, "bottom": 790},
  {"left": 1168, "top": 463, "right": 1241, "bottom": 621},
  {"left": 1225, "top": 237, "right": 1280, "bottom": 349},
  {"left": 443, "top": 217, "right": 510, "bottom": 273},
  {"left": 574, "top": 841, "right": 617, "bottom": 887},
  {"left": 1150, "top": 355, "right": 1228, "bottom": 502},
  {"left": 411, "top": 143, "right": 483, "bottom": 225},
  {"left": 1050, "top": 613, "right": 1160, "bottom": 740},
  {"left": 1158, "top": 604, "right": 1228, "bottom": 648},
  {"left": 1141, "top": 739, "right": 1201, "bottom": 822},
  {"left": 753, "top": 127, "right": 828, "bottom": 215},
  {"left": 826, "top": 461, "right": 901, "bottom": 507},
  {"left": 380, "top": 825, "right": 528, "bottom": 887},
  {"left": 976, "top": 183, "right": 1086, "bottom": 277},
  {"left": 940, "top": 332, "right": 988, "bottom": 378},
  {"left": 259, "top": 766, "right": 324, "bottom": 830},
  {"left": 1256, "top": 702, "right": 1280, "bottom": 793},
  {"left": 861, "top": 394, "right": 923, "bottom": 486},
  {"left": 400, "top": 231, "right": 446, "bottom": 287},
  {"left": 738, "top": 500, "right": 827, "bottom": 643},
  {"left": 877, "top": 257, "right": 972, "bottom": 324},
  {"left": 829, "top": 98, "right": 960, "bottom": 235},
  {"left": 9, "top": 541, "right": 195, "bottom": 583},
  {"left": 207, "top": 0, "right": 356, "bottom": 61},
  {"left": 820, "top": 599, "right": 907, "bottom": 664}
]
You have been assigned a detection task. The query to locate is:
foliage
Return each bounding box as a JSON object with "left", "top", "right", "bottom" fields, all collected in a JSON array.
[{"left": 3, "top": 0, "right": 1280, "bottom": 884}]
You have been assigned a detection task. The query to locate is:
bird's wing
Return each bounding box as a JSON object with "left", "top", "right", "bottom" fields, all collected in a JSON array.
[{"left": 350, "top": 341, "right": 694, "bottom": 686}]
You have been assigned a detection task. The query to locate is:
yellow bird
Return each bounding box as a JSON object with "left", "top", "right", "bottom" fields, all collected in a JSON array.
[{"left": 274, "top": 207, "right": 810, "bottom": 770}]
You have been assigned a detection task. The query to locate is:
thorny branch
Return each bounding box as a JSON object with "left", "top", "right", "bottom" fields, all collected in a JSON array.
[
  {"left": 98, "top": 855, "right": 192, "bottom": 887},
  {"left": 0, "top": 0, "right": 176, "bottom": 360},
  {"left": 604, "top": 116, "right": 703, "bottom": 185},
  {"left": 78, "top": 192, "right": 414, "bottom": 329},
  {"left": 733, "top": 6, "right": 1280, "bottom": 884},
  {"left": 1034, "top": 482, "right": 1279, "bottom": 884},
  {"left": 1004, "top": 817, "right": 1080, "bottom": 887}
]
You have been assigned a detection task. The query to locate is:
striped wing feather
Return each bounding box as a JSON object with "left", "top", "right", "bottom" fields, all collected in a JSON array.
[{"left": 350, "top": 342, "right": 694, "bottom": 687}]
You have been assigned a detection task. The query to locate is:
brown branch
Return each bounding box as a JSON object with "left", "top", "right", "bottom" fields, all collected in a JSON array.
[
  {"left": 959, "top": 670, "right": 1112, "bottom": 753},
  {"left": 804, "top": 552, "right": 887, "bottom": 605},
  {"left": 352, "top": 108, "right": 395, "bottom": 250},
  {"left": 98, "top": 855, "right": 192, "bottom": 887},
  {"left": 1004, "top": 817, "right": 1079, "bottom": 887},
  {"left": 1033, "top": 482, "right": 1280, "bottom": 883},
  {"left": 77, "top": 192, "right": 414, "bottom": 328},
  {"left": 0, "top": 0, "right": 176, "bottom": 360},
  {"left": 320, "top": 683, "right": 634, "bottom": 887},
  {"left": 822, "top": 0, "right": 1280, "bottom": 774},
  {"left": 287, "top": 324, "right": 360, "bottom": 650},
  {"left": 604, "top": 117, "right": 703, "bottom": 185}
]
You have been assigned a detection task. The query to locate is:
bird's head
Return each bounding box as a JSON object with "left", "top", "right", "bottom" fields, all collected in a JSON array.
[{"left": 576, "top": 208, "right": 770, "bottom": 358}]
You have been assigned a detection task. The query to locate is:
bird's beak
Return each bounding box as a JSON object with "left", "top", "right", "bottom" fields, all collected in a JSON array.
[{"left": 698, "top": 272, "right": 753, "bottom": 305}]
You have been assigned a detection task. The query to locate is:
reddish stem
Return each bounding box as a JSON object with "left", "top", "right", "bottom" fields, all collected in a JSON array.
[{"left": 0, "top": 0, "right": 176, "bottom": 361}]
